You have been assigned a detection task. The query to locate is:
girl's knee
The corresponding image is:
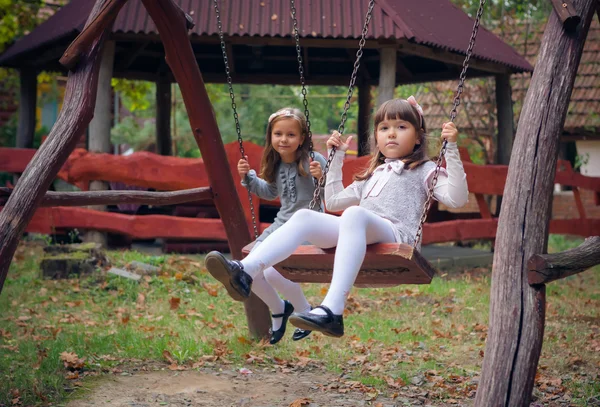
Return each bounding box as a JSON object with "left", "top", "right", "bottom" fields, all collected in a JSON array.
[{"left": 341, "top": 206, "right": 370, "bottom": 223}]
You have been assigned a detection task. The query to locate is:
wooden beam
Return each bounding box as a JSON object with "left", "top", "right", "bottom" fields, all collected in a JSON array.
[
  {"left": 357, "top": 83, "right": 371, "bottom": 156},
  {"left": 528, "top": 236, "right": 600, "bottom": 284},
  {"left": 118, "top": 41, "right": 150, "bottom": 70},
  {"left": 0, "top": 187, "right": 212, "bottom": 207},
  {"left": 85, "top": 39, "right": 115, "bottom": 246},
  {"left": 475, "top": 1, "right": 597, "bottom": 405},
  {"left": 494, "top": 73, "right": 515, "bottom": 216},
  {"left": 398, "top": 41, "right": 514, "bottom": 74},
  {"left": 377, "top": 47, "right": 396, "bottom": 106},
  {"left": 16, "top": 68, "right": 37, "bottom": 149},
  {"left": 60, "top": 0, "right": 129, "bottom": 70},
  {"left": 0, "top": 0, "right": 110, "bottom": 294},
  {"left": 156, "top": 74, "right": 172, "bottom": 156},
  {"left": 140, "top": 0, "right": 270, "bottom": 338}
]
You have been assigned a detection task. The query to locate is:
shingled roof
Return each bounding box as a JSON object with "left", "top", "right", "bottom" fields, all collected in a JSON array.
[
  {"left": 420, "top": 18, "right": 600, "bottom": 138},
  {"left": 0, "top": 0, "right": 531, "bottom": 74}
]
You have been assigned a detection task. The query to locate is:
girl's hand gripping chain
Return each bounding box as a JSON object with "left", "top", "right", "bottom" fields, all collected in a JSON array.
[
  {"left": 237, "top": 156, "right": 251, "bottom": 178},
  {"left": 309, "top": 160, "right": 323, "bottom": 179},
  {"left": 327, "top": 131, "right": 353, "bottom": 152},
  {"left": 441, "top": 122, "right": 458, "bottom": 143}
]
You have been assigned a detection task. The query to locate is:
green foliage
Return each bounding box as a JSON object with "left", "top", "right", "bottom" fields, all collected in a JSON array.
[
  {"left": 111, "top": 79, "right": 154, "bottom": 112},
  {"left": 450, "top": 0, "right": 552, "bottom": 25}
]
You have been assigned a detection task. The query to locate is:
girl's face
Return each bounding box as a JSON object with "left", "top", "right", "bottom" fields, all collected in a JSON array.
[
  {"left": 270, "top": 118, "right": 305, "bottom": 163},
  {"left": 375, "top": 116, "right": 420, "bottom": 159}
]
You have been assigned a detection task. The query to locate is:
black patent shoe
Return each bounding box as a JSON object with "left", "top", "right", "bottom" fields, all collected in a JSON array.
[
  {"left": 204, "top": 251, "right": 253, "bottom": 301},
  {"left": 292, "top": 328, "right": 312, "bottom": 341},
  {"left": 289, "top": 305, "right": 344, "bottom": 338},
  {"left": 269, "top": 300, "right": 294, "bottom": 345}
]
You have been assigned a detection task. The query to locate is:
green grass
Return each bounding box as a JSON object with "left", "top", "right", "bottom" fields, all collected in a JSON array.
[{"left": 0, "top": 235, "right": 598, "bottom": 406}]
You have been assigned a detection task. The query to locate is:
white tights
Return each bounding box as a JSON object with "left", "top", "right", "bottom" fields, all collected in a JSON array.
[
  {"left": 242, "top": 207, "right": 397, "bottom": 315},
  {"left": 249, "top": 241, "right": 311, "bottom": 331}
]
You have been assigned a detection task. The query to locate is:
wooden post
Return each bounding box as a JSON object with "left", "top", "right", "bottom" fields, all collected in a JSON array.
[
  {"left": 377, "top": 47, "right": 396, "bottom": 107},
  {"left": 357, "top": 83, "right": 371, "bottom": 157},
  {"left": 474, "top": 1, "right": 596, "bottom": 406},
  {"left": 0, "top": 0, "right": 111, "bottom": 294},
  {"left": 140, "top": 0, "right": 270, "bottom": 339},
  {"left": 156, "top": 73, "right": 172, "bottom": 156},
  {"left": 550, "top": 0, "right": 581, "bottom": 31},
  {"left": 494, "top": 73, "right": 515, "bottom": 216},
  {"left": 84, "top": 39, "right": 115, "bottom": 246},
  {"left": 17, "top": 68, "right": 37, "bottom": 149}
]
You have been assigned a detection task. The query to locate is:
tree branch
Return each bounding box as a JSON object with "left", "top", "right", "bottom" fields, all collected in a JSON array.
[
  {"left": 528, "top": 236, "right": 600, "bottom": 284},
  {"left": 0, "top": 187, "right": 212, "bottom": 207}
]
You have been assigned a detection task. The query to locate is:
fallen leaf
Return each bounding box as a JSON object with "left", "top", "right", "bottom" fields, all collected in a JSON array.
[
  {"left": 237, "top": 336, "right": 252, "bottom": 345},
  {"left": 60, "top": 351, "right": 85, "bottom": 370},
  {"left": 202, "top": 283, "right": 219, "bottom": 297},
  {"left": 162, "top": 350, "right": 176, "bottom": 364},
  {"left": 137, "top": 293, "right": 146, "bottom": 307},
  {"left": 289, "top": 398, "right": 311, "bottom": 407},
  {"left": 175, "top": 272, "right": 183, "bottom": 280},
  {"left": 169, "top": 297, "right": 181, "bottom": 310}
]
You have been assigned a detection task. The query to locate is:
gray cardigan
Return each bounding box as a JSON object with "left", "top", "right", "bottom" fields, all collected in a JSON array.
[{"left": 242, "top": 152, "right": 327, "bottom": 241}]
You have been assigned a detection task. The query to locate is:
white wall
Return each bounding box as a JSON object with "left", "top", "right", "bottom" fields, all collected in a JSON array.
[{"left": 575, "top": 140, "right": 600, "bottom": 176}]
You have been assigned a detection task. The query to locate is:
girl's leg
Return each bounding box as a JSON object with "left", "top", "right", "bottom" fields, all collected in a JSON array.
[
  {"left": 264, "top": 267, "right": 311, "bottom": 313},
  {"left": 313, "top": 206, "right": 397, "bottom": 316},
  {"left": 248, "top": 242, "right": 287, "bottom": 331},
  {"left": 241, "top": 209, "right": 341, "bottom": 277}
]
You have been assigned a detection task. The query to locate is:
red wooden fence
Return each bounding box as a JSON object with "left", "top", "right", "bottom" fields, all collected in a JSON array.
[{"left": 1, "top": 142, "right": 599, "bottom": 246}]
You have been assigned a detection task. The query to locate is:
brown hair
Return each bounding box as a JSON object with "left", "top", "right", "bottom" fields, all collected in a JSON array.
[
  {"left": 259, "top": 107, "right": 311, "bottom": 183},
  {"left": 354, "top": 98, "right": 430, "bottom": 181}
]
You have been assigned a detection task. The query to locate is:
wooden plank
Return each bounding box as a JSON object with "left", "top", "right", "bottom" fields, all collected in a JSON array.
[
  {"left": 550, "top": 0, "right": 582, "bottom": 31},
  {"left": 475, "top": 2, "right": 597, "bottom": 405},
  {"left": 0, "top": 186, "right": 212, "bottom": 207},
  {"left": 16, "top": 206, "right": 272, "bottom": 240},
  {"left": 528, "top": 236, "right": 600, "bottom": 284},
  {"left": 242, "top": 241, "right": 436, "bottom": 286}
]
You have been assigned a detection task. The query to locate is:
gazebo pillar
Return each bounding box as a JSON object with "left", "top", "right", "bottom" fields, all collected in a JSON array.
[
  {"left": 84, "top": 40, "right": 115, "bottom": 246},
  {"left": 156, "top": 74, "right": 172, "bottom": 156},
  {"left": 494, "top": 73, "right": 515, "bottom": 215},
  {"left": 357, "top": 83, "right": 372, "bottom": 156},
  {"left": 377, "top": 47, "right": 397, "bottom": 107},
  {"left": 16, "top": 68, "right": 37, "bottom": 149}
]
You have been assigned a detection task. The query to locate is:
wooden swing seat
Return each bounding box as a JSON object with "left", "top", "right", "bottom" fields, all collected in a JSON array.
[{"left": 242, "top": 241, "right": 436, "bottom": 287}]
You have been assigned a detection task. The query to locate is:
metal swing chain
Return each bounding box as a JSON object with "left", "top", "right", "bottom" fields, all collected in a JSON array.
[
  {"left": 213, "top": 0, "right": 260, "bottom": 239},
  {"left": 308, "top": 0, "right": 376, "bottom": 210},
  {"left": 413, "top": 0, "right": 487, "bottom": 249},
  {"left": 289, "top": 0, "right": 319, "bottom": 208}
]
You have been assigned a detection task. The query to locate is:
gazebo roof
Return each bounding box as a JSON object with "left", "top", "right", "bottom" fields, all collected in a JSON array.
[{"left": 0, "top": 0, "right": 532, "bottom": 84}]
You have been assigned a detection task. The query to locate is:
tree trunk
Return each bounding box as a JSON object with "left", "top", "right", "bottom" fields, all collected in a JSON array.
[
  {"left": 140, "top": 0, "right": 270, "bottom": 338},
  {"left": 84, "top": 39, "right": 115, "bottom": 246},
  {"left": 0, "top": 0, "right": 111, "bottom": 293},
  {"left": 475, "top": 2, "right": 596, "bottom": 406},
  {"left": 377, "top": 48, "right": 396, "bottom": 107}
]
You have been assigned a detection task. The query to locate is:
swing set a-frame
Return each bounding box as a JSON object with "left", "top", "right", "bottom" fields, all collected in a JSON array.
[{"left": 0, "top": 0, "right": 599, "bottom": 405}]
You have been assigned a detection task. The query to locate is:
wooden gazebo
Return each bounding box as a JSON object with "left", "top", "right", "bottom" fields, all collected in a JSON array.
[{"left": 0, "top": 0, "right": 532, "bottom": 157}]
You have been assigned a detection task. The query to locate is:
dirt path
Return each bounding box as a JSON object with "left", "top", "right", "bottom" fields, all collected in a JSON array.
[{"left": 66, "top": 368, "right": 442, "bottom": 407}]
